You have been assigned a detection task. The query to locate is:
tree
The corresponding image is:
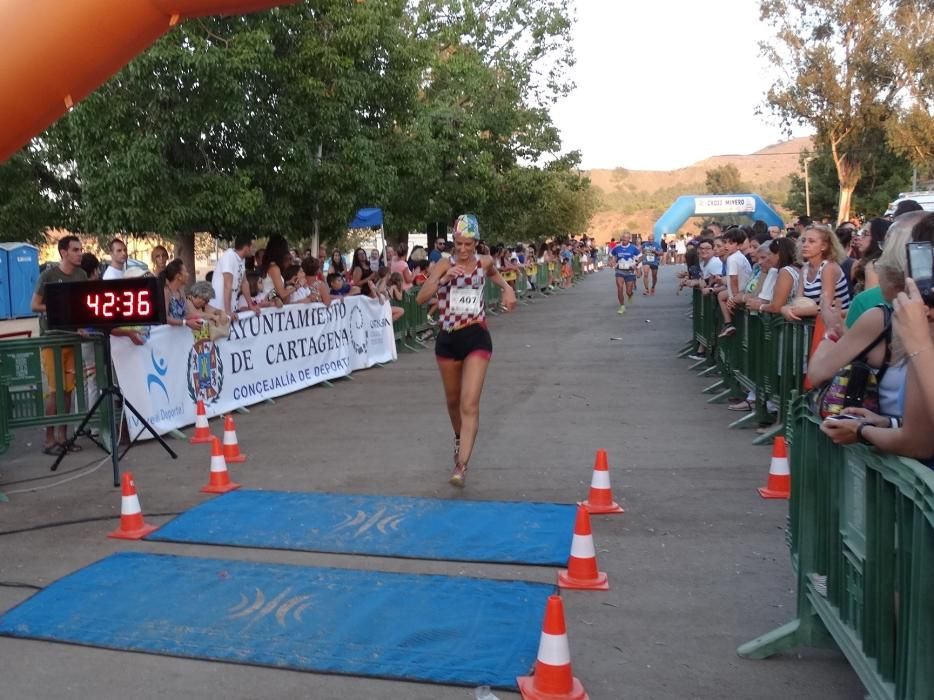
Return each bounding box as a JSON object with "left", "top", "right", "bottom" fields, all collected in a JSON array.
[
  {"left": 11, "top": 0, "right": 585, "bottom": 261},
  {"left": 0, "top": 143, "right": 74, "bottom": 243},
  {"left": 785, "top": 137, "right": 913, "bottom": 221},
  {"left": 884, "top": 2, "right": 934, "bottom": 175},
  {"left": 705, "top": 164, "right": 745, "bottom": 194},
  {"left": 408, "top": 0, "right": 577, "bottom": 230},
  {"left": 760, "top": 0, "right": 933, "bottom": 222}
]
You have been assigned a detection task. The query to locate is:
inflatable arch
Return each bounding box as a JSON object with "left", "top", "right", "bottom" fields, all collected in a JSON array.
[
  {"left": 0, "top": 0, "right": 297, "bottom": 164},
  {"left": 652, "top": 194, "right": 784, "bottom": 244}
]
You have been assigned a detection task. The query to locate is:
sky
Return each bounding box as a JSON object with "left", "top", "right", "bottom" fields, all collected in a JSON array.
[{"left": 550, "top": 0, "right": 811, "bottom": 171}]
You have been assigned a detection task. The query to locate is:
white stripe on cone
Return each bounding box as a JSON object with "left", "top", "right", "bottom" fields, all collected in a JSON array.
[
  {"left": 121, "top": 494, "right": 141, "bottom": 515},
  {"left": 770, "top": 456, "right": 790, "bottom": 476},
  {"left": 210, "top": 455, "right": 228, "bottom": 473},
  {"left": 569, "top": 533, "right": 596, "bottom": 558},
  {"left": 223, "top": 430, "right": 237, "bottom": 445},
  {"left": 590, "top": 470, "right": 611, "bottom": 489},
  {"left": 195, "top": 413, "right": 209, "bottom": 428},
  {"left": 537, "top": 631, "right": 571, "bottom": 666}
]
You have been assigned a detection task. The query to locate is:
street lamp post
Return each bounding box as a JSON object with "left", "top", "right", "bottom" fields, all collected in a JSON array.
[{"left": 804, "top": 156, "right": 814, "bottom": 219}]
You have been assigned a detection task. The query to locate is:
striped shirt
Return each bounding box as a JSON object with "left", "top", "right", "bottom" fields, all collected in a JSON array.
[{"left": 802, "top": 260, "right": 850, "bottom": 309}]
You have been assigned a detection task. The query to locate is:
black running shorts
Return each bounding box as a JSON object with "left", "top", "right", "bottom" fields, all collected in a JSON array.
[{"left": 435, "top": 323, "right": 493, "bottom": 361}]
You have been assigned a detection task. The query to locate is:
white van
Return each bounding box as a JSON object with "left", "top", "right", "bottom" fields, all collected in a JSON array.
[{"left": 885, "top": 191, "right": 934, "bottom": 217}]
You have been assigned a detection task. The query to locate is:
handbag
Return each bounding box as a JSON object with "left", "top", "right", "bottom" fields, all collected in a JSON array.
[{"left": 810, "top": 305, "right": 892, "bottom": 418}]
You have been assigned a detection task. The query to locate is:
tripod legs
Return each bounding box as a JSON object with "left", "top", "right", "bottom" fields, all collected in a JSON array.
[
  {"left": 119, "top": 396, "right": 178, "bottom": 463},
  {"left": 51, "top": 388, "right": 113, "bottom": 478},
  {"left": 50, "top": 387, "right": 177, "bottom": 487}
]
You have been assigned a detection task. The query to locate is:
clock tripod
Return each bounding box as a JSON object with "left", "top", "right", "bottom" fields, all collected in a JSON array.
[
  {"left": 51, "top": 329, "right": 177, "bottom": 486},
  {"left": 43, "top": 277, "right": 177, "bottom": 487}
]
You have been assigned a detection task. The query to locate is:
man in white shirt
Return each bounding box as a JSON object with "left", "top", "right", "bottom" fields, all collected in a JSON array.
[
  {"left": 718, "top": 229, "right": 753, "bottom": 337},
  {"left": 210, "top": 233, "right": 260, "bottom": 321},
  {"left": 102, "top": 238, "right": 127, "bottom": 280}
]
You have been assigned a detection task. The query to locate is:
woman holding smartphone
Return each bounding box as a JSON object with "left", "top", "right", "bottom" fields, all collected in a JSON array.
[
  {"left": 821, "top": 213, "right": 934, "bottom": 466},
  {"left": 809, "top": 215, "right": 926, "bottom": 416}
]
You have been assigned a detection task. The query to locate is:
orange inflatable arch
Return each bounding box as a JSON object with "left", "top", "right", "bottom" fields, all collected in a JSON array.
[{"left": 0, "top": 0, "right": 296, "bottom": 164}]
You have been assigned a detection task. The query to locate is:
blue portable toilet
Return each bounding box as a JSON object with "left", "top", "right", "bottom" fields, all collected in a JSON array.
[
  {"left": 0, "top": 246, "right": 9, "bottom": 320},
  {"left": 0, "top": 243, "right": 40, "bottom": 318}
]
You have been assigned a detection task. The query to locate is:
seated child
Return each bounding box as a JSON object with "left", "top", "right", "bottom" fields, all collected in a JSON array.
[{"left": 327, "top": 272, "right": 359, "bottom": 297}]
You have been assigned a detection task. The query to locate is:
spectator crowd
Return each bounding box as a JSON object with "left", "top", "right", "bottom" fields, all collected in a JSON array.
[{"left": 678, "top": 198, "right": 934, "bottom": 469}]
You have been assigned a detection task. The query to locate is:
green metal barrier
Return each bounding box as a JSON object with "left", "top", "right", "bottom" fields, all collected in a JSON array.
[
  {"left": 686, "top": 294, "right": 814, "bottom": 438},
  {"left": 484, "top": 277, "right": 502, "bottom": 313},
  {"left": 535, "top": 264, "right": 552, "bottom": 294},
  {"left": 0, "top": 333, "right": 108, "bottom": 455},
  {"left": 738, "top": 395, "right": 934, "bottom": 700},
  {"left": 389, "top": 297, "right": 409, "bottom": 352},
  {"left": 515, "top": 269, "right": 530, "bottom": 303}
]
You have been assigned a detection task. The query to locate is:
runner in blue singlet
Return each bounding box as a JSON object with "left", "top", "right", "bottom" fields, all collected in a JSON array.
[
  {"left": 609, "top": 232, "right": 641, "bottom": 315},
  {"left": 641, "top": 239, "right": 661, "bottom": 295}
]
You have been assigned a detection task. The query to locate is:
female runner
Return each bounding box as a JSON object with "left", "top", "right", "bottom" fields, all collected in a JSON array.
[{"left": 416, "top": 215, "right": 517, "bottom": 486}]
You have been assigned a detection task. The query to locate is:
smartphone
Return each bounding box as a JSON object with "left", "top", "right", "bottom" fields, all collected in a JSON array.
[
  {"left": 827, "top": 414, "right": 856, "bottom": 421},
  {"left": 906, "top": 241, "right": 934, "bottom": 306}
]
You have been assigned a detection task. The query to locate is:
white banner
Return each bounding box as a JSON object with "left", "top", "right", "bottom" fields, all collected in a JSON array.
[
  {"left": 693, "top": 196, "right": 756, "bottom": 215},
  {"left": 111, "top": 296, "right": 396, "bottom": 439}
]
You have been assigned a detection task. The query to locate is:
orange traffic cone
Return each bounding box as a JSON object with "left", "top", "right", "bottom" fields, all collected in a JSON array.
[
  {"left": 558, "top": 506, "right": 609, "bottom": 591},
  {"left": 222, "top": 414, "right": 247, "bottom": 463},
  {"left": 758, "top": 436, "right": 790, "bottom": 499},
  {"left": 108, "top": 472, "right": 158, "bottom": 540},
  {"left": 517, "top": 595, "right": 589, "bottom": 700},
  {"left": 189, "top": 400, "right": 213, "bottom": 444},
  {"left": 201, "top": 436, "right": 241, "bottom": 494},
  {"left": 579, "top": 449, "right": 623, "bottom": 514}
]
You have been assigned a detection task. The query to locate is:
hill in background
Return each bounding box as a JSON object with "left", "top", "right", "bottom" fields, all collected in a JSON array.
[{"left": 585, "top": 136, "right": 812, "bottom": 243}]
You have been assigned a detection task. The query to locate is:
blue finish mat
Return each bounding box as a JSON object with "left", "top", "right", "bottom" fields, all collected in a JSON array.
[
  {"left": 0, "top": 552, "right": 551, "bottom": 689},
  {"left": 147, "top": 490, "right": 576, "bottom": 566}
]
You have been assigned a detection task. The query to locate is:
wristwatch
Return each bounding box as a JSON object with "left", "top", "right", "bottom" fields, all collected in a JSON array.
[{"left": 856, "top": 422, "right": 873, "bottom": 446}]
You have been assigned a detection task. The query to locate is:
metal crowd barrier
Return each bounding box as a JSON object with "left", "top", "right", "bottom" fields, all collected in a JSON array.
[
  {"left": 738, "top": 395, "right": 934, "bottom": 700},
  {"left": 684, "top": 289, "right": 813, "bottom": 444},
  {"left": 683, "top": 289, "right": 934, "bottom": 698},
  {"left": 0, "top": 333, "right": 109, "bottom": 455}
]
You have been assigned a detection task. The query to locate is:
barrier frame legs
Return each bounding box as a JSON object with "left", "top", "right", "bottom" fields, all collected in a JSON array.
[
  {"left": 706, "top": 388, "right": 733, "bottom": 404},
  {"left": 752, "top": 422, "right": 784, "bottom": 445},
  {"left": 698, "top": 363, "right": 720, "bottom": 377},
  {"left": 728, "top": 410, "right": 760, "bottom": 429}
]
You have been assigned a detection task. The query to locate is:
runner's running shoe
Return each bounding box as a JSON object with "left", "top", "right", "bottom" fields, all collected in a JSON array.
[{"left": 449, "top": 463, "right": 467, "bottom": 487}]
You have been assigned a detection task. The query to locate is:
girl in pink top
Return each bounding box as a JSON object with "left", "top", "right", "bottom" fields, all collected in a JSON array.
[{"left": 390, "top": 242, "right": 414, "bottom": 290}]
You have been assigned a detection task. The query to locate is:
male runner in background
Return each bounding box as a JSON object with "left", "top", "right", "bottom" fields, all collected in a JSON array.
[
  {"left": 609, "top": 232, "right": 641, "bottom": 314},
  {"left": 641, "top": 237, "right": 661, "bottom": 295}
]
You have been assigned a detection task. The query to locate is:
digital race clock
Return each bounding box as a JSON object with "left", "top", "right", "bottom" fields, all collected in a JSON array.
[{"left": 44, "top": 277, "right": 167, "bottom": 330}]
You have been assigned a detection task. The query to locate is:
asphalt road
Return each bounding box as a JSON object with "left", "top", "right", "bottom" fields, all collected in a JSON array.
[{"left": 0, "top": 266, "right": 864, "bottom": 699}]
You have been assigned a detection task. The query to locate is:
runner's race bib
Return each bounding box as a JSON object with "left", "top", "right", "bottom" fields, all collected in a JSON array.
[
  {"left": 617, "top": 258, "right": 635, "bottom": 271},
  {"left": 645, "top": 253, "right": 656, "bottom": 264},
  {"left": 449, "top": 287, "right": 483, "bottom": 315}
]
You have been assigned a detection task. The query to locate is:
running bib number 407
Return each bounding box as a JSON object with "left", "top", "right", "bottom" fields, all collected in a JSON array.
[
  {"left": 449, "top": 287, "right": 482, "bottom": 315},
  {"left": 617, "top": 259, "right": 635, "bottom": 271}
]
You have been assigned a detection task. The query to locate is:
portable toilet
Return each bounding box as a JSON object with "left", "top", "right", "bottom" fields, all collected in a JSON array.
[
  {"left": 0, "top": 243, "right": 40, "bottom": 318},
  {"left": 0, "top": 246, "right": 9, "bottom": 320}
]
